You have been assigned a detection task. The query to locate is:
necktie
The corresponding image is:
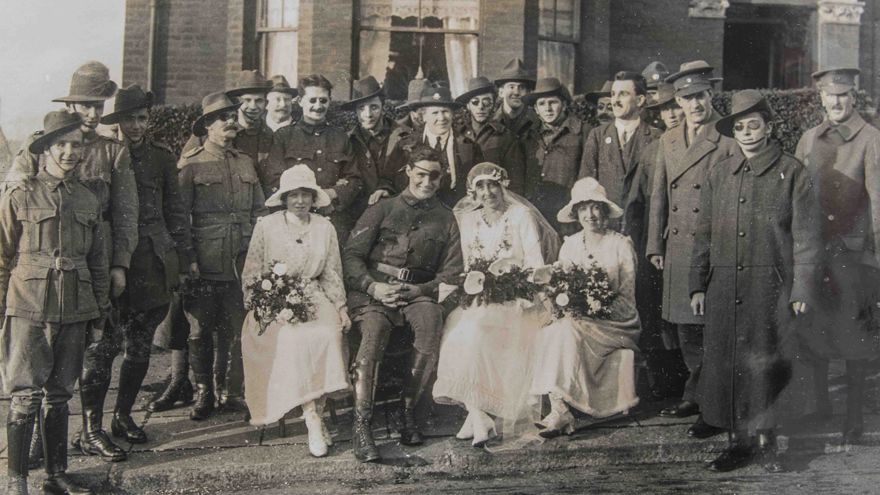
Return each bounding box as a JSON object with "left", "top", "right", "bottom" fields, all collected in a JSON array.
[{"left": 434, "top": 136, "right": 443, "bottom": 152}]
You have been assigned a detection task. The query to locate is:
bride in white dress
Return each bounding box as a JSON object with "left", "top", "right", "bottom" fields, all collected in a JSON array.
[
  {"left": 433, "top": 162, "right": 558, "bottom": 448},
  {"left": 241, "top": 166, "right": 351, "bottom": 458},
  {"left": 531, "top": 178, "right": 641, "bottom": 437}
]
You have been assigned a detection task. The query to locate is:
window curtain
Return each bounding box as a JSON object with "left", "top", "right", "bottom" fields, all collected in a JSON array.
[
  {"left": 443, "top": 19, "right": 478, "bottom": 96},
  {"left": 359, "top": 14, "right": 391, "bottom": 81}
]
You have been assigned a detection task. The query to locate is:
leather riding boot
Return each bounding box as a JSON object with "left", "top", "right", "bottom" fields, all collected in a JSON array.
[
  {"left": 111, "top": 360, "right": 149, "bottom": 444},
  {"left": 351, "top": 359, "right": 380, "bottom": 463},
  {"left": 27, "top": 409, "right": 43, "bottom": 470},
  {"left": 6, "top": 410, "right": 35, "bottom": 495},
  {"left": 843, "top": 360, "right": 867, "bottom": 444},
  {"left": 43, "top": 405, "right": 92, "bottom": 494},
  {"left": 706, "top": 431, "right": 754, "bottom": 472},
  {"left": 189, "top": 338, "right": 216, "bottom": 421},
  {"left": 755, "top": 429, "right": 784, "bottom": 473},
  {"left": 148, "top": 349, "right": 194, "bottom": 412},
  {"left": 399, "top": 351, "right": 436, "bottom": 446},
  {"left": 77, "top": 383, "right": 127, "bottom": 462}
]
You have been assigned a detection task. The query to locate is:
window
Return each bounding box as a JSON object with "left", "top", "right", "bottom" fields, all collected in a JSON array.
[
  {"left": 538, "top": 0, "right": 579, "bottom": 94},
  {"left": 258, "top": 0, "right": 299, "bottom": 84},
  {"left": 358, "top": 0, "right": 480, "bottom": 100}
]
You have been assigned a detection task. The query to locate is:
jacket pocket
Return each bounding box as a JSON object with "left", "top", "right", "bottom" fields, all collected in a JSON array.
[
  {"left": 192, "top": 224, "right": 227, "bottom": 274},
  {"left": 21, "top": 208, "right": 56, "bottom": 252},
  {"left": 74, "top": 210, "right": 98, "bottom": 252},
  {"left": 8, "top": 265, "right": 49, "bottom": 315}
]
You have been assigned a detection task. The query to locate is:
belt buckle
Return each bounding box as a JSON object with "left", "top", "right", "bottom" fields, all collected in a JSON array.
[
  {"left": 54, "top": 257, "right": 75, "bottom": 271},
  {"left": 397, "top": 267, "right": 412, "bottom": 283}
]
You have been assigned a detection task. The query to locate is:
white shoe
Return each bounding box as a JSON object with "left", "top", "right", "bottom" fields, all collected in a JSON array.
[
  {"left": 303, "top": 402, "right": 328, "bottom": 457},
  {"left": 469, "top": 409, "right": 496, "bottom": 448},
  {"left": 538, "top": 410, "right": 575, "bottom": 438},
  {"left": 314, "top": 399, "right": 333, "bottom": 446},
  {"left": 456, "top": 412, "right": 474, "bottom": 440}
]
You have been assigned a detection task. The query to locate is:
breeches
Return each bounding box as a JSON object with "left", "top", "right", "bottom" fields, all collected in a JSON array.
[
  {"left": 354, "top": 300, "right": 444, "bottom": 364},
  {"left": 184, "top": 280, "right": 246, "bottom": 341},
  {"left": 0, "top": 317, "right": 87, "bottom": 414},
  {"left": 82, "top": 304, "right": 170, "bottom": 384}
]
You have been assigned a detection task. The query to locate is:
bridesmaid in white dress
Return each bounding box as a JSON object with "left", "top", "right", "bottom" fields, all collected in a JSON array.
[
  {"left": 531, "top": 178, "right": 641, "bottom": 437},
  {"left": 241, "top": 165, "right": 351, "bottom": 458},
  {"left": 433, "top": 163, "right": 556, "bottom": 448}
]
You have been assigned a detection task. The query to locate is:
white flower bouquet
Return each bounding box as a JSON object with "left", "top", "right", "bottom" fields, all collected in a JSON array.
[
  {"left": 245, "top": 261, "right": 315, "bottom": 335},
  {"left": 544, "top": 261, "right": 617, "bottom": 320}
]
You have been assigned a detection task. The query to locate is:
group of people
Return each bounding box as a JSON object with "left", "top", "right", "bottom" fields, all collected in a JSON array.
[{"left": 0, "top": 53, "right": 877, "bottom": 495}]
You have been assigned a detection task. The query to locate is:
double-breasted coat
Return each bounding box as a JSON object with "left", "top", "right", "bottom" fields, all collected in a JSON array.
[
  {"left": 689, "top": 143, "right": 821, "bottom": 430},
  {"left": 646, "top": 114, "right": 737, "bottom": 324},
  {"left": 458, "top": 120, "right": 527, "bottom": 196}
]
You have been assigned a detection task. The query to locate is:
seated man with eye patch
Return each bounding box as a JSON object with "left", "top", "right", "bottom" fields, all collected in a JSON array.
[
  {"left": 264, "top": 74, "right": 363, "bottom": 243},
  {"left": 343, "top": 143, "right": 463, "bottom": 462}
]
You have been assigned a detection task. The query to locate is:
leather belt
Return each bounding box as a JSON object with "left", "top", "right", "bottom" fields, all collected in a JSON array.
[
  {"left": 371, "top": 262, "right": 434, "bottom": 284},
  {"left": 16, "top": 253, "right": 89, "bottom": 271}
]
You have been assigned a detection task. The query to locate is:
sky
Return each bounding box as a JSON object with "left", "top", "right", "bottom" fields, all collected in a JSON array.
[{"left": 0, "top": 0, "right": 125, "bottom": 143}]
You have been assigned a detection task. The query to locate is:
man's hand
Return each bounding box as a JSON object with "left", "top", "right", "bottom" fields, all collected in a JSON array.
[
  {"left": 369, "top": 190, "right": 390, "bottom": 205},
  {"left": 369, "top": 282, "right": 401, "bottom": 307},
  {"left": 189, "top": 262, "right": 200, "bottom": 279},
  {"left": 396, "top": 283, "right": 421, "bottom": 302},
  {"left": 110, "top": 267, "right": 126, "bottom": 299},
  {"left": 650, "top": 255, "right": 664, "bottom": 271},
  {"left": 338, "top": 308, "right": 352, "bottom": 332},
  {"left": 792, "top": 301, "right": 808, "bottom": 315},
  {"left": 88, "top": 317, "right": 106, "bottom": 344},
  {"left": 690, "top": 292, "right": 705, "bottom": 316}
]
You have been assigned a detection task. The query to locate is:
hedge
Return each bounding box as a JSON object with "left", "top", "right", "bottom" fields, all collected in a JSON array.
[{"left": 148, "top": 88, "right": 876, "bottom": 157}]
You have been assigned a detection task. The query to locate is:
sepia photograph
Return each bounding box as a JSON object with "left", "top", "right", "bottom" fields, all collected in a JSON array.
[{"left": 0, "top": 0, "right": 879, "bottom": 493}]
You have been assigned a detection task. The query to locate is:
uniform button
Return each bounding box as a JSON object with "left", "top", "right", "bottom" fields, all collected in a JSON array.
[
  {"left": 745, "top": 166, "right": 751, "bottom": 172},
  {"left": 671, "top": 183, "right": 678, "bottom": 189},
  {"left": 407, "top": 248, "right": 415, "bottom": 254},
  {"left": 317, "top": 167, "right": 323, "bottom": 172},
  {"left": 541, "top": 173, "right": 546, "bottom": 177},
  {"left": 693, "top": 184, "right": 700, "bottom": 189},
  {"left": 737, "top": 265, "right": 743, "bottom": 271},
  {"left": 828, "top": 214, "right": 835, "bottom": 221},
  {"left": 316, "top": 150, "right": 323, "bottom": 155},
  {"left": 671, "top": 228, "right": 679, "bottom": 235},
  {"left": 544, "top": 150, "right": 549, "bottom": 155},
  {"left": 738, "top": 231, "right": 745, "bottom": 237},
  {"left": 739, "top": 197, "right": 746, "bottom": 203},
  {"left": 735, "top": 299, "right": 742, "bottom": 305},
  {"left": 410, "top": 225, "right": 419, "bottom": 231},
  {"left": 693, "top": 207, "right": 700, "bottom": 213},
  {"left": 314, "top": 132, "right": 320, "bottom": 136},
  {"left": 671, "top": 206, "right": 678, "bottom": 212}
]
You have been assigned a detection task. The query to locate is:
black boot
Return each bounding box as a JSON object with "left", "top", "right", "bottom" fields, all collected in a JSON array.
[
  {"left": 147, "top": 349, "right": 193, "bottom": 412},
  {"left": 76, "top": 383, "right": 127, "bottom": 462},
  {"left": 27, "top": 409, "right": 43, "bottom": 470},
  {"left": 190, "top": 382, "right": 216, "bottom": 421},
  {"left": 111, "top": 359, "right": 150, "bottom": 444},
  {"left": 755, "top": 430, "right": 784, "bottom": 473},
  {"left": 706, "top": 431, "right": 754, "bottom": 472},
  {"left": 189, "top": 338, "right": 216, "bottom": 421},
  {"left": 351, "top": 359, "right": 380, "bottom": 463},
  {"left": 43, "top": 404, "right": 93, "bottom": 495},
  {"left": 6, "top": 410, "right": 35, "bottom": 495},
  {"left": 399, "top": 351, "right": 435, "bottom": 446},
  {"left": 843, "top": 360, "right": 867, "bottom": 444}
]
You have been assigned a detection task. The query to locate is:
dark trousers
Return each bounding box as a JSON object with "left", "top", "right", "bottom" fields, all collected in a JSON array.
[
  {"left": 675, "top": 323, "right": 704, "bottom": 403},
  {"left": 0, "top": 317, "right": 87, "bottom": 415},
  {"left": 82, "top": 304, "right": 169, "bottom": 375},
  {"left": 184, "top": 280, "right": 246, "bottom": 396},
  {"left": 353, "top": 299, "right": 444, "bottom": 365}
]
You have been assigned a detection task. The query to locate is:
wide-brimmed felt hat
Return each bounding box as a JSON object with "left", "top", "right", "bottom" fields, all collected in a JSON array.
[
  {"left": 524, "top": 78, "right": 572, "bottom": 105},
  {"left": 666, "top": 60, "right": 715, "bottom": 97},
  {"left": 268, "top": 75, "right": 298, "bottom": 97},
  {"left": 265, "top": 164, "right": 332, "bottom": 208},
  {"left": 340, "top": 75, "right": 384, "bottom": 110},
  {"left": 494, "top": 58, "right": 536, "bottom": 88},
  {"left": 812, "top": 67, "right": 860, "bottom": 95},
  {"left": 455, "top": 77, "right": 495, "bottom": 105},
  {"left": 645, "top": 82, "right": 677, "bottom": 109},
  {"left": 583, "top": 80, "right": 613, "bottom": 104},
  {"left": 642, "top": 61, "right": 670, "bottom": 89},
  {"left": 557, "top": 177, "right": 623, "bottom": 223},
  {"left": 466, "top": 162, "right": 510, "bottom": 191},
  {"left": 715, "top": 89, "right": 775, "bottom": 138},
  {"left": 396, "top": 78, "right": 432, "bottom": 111},
  {"left": 30, "top": 111, "right": 85, "bottom": 154},
  {"left": 192, "top": 92, "right": 240, "bottom": 137},
  {"left": 100, "top": 84, "right": 154, "bottom": 125},
  {"left": 405, "top": 85, "right": 462, "bottom": 110},
  {"left": 52, "top": 61, "right": 118, "bottom": 103},
  {"left": 226, "top": 70, "right": 271, "bottom": 98}
]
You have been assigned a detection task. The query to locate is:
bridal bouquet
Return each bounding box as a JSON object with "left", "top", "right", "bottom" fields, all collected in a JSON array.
[
  {"left": 245, "top": 261, "right": 315, "bottom": 335},
  {"left": 544, "top": 262, "right": 617, "bottom": 320},
  {"left": 459, "top": 257, "right": 542, "bottom": 308}
]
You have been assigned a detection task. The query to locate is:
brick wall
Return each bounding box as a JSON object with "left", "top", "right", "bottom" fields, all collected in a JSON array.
[
  {"left": 479, "top": 0, "right": 532, "bottom": 80},
  {"left": 123, "top": 0, "right": 229, "bottom": 104},
  {"left": 302, "top": 0, "right": 354, "bottom": 98},
  {"left": 607, "top": 0, "right": 724, "bottom": 79}
]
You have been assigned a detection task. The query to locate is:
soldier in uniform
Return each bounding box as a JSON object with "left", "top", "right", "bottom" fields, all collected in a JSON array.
[
  {"left": 1, "top": 111, "right": 108, "bottom": 495},
  {"left": 265, "top": 75, "right": 298, "bottom": 132},
  {"left": 178, "top": 92, "right": 267, "bottom": 420},
  {"left": 455, "top": 76, "right": 527, "bottom": 195},
  {"left": 343, "top": 144, "right": 463, "bottom": 462},
  {"left": 794, "top": 68, "right": 880, "bottom": 444},
  {"left": 523, "top": 77, "right": 592, "bottom": 232},
  {"left": 5, "top": 61, "right": 139, "bottom": 464},
  {"left": 377, "top": 86, "right": 483, "bottom": 208},
  {"left": 342, "top": 76, "right": 409, "bottom": 218},
  {"left": 264, "top": 74, "right": 362, "bottom": 242},
  {"left": 492, "top": 58, "right": 540, "bottom": 138},
  {"left": 395, "top": 77, "right": 430, "bottom": 132},
  {"left": 642, "top": 62, "right": 670, "bottom": 130},
  {"left": 77, "top": 85, "right": 191, "bottom": 445},
  {"left": 183, "top": 71, "right": 275, "bottom": 186},
  {"left": 584, "top": 80, "right": 614, "bottom": 125},
  {"left": 646, "top": 61, "right": 737, "bottom": 439}
]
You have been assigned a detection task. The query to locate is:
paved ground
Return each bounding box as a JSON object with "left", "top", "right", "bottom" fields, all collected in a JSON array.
[{"left": 1, "top": 351, "right": 879, "bottom": 494}]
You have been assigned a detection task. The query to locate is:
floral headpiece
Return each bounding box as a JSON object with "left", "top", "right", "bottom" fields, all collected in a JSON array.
[{"left": 466, "top": 162, "right": 510, "bottom": 193}]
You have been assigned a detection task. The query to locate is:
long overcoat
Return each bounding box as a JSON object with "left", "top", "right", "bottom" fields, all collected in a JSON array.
[
  {"left": 689, "top": 143, "right": 820, "bottom": 430},
  {"left": 646, "top": 114, "right": 737, "bottom": 324}
]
